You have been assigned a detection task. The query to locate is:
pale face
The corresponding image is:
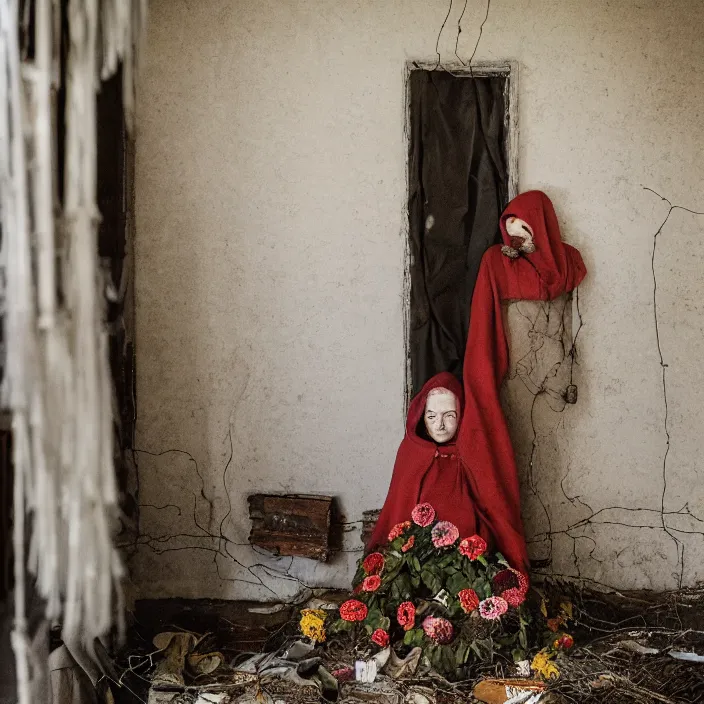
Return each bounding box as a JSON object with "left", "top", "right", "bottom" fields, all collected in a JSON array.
[
  {"left": 505, "top": 216, "right": 536, "bottom": 253},
  {"left": 424, "top": 389, "right": 459, "bottom": 444}
]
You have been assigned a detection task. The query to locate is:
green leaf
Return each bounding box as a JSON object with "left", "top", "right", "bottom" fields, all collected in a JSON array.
[
  {"left": 495, "top": 552, "right": 509, "bottom": 566},
  {"left": 421, "top": 569, "right": 442, "bottom": 595},
  {"left": 364, "top": 624, "right": 373, "bottom": 635},
  {"left": 511, "top": 647, "right": 526, "bottom": 663},
  {"left": 411, "top": 556, "right": 421, "bottom": 573},
  {"left": 455, "top": 643, "right": 470, "bottom": 666},
  {"left": 446, "top": 572, "right": 469, "bottom": 595},
  {"left": 519, "top": 626, "right": 528, "bottom": 650},
  {"left": 379, "top": 616, "right": 391, "bottom": 631}
]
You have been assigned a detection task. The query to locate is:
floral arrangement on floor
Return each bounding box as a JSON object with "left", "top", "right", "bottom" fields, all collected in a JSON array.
[{"left": 324, "top": 503, "right": 532, "bottom": 678}]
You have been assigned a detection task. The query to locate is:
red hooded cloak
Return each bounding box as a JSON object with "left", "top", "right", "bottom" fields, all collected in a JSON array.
[
  {"left": 368, "top": 372, "right": 493, "bottom": 550},
  {"left": 456, "top": 190, "right": 587, "bottom": 574}
]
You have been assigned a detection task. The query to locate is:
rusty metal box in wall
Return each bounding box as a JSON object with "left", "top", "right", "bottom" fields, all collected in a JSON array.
[{"left": 248, "top": 493, "right": 334, "bottom": 562}]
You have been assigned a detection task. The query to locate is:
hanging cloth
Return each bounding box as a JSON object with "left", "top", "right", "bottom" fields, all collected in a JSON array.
[{"left": 457, "top": 190, "right": 587, "bottom": 574}]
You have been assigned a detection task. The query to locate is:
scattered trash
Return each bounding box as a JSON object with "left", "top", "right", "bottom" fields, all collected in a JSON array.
[
  {"left": 668, "top": 649, "right": 704, "bottom": 663},
  {"left": 382, "top": 647, "right": 422, "bottom": 679},
  {"left": 608, "top": 639, "right": 660, "bottom": 656},
  {"left": 248, "top": 603, "right": 288, "bottom": 615},
  {"left": 515, "top": 660, "right": 531, "bottom": 677},
  {"left": 405, "top": 685, "right": 435, "bottom": 704},
  {"left": 473, "top": 678, "right": 546, "bottom": 704},
  {"left": 355, "top": 658, "right": 377, "bottom": 683}
]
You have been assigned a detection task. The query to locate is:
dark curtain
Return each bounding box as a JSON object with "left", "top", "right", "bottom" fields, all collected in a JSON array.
[{"left": 408, "top": 71, "right": 508, "bottom": 397}]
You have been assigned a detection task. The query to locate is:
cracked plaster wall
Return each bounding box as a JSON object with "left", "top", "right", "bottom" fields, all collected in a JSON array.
[{"left": 133, "top": 0, "right": 704, "bottom": 599}]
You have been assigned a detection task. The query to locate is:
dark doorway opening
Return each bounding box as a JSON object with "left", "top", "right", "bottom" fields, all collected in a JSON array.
[{"left": 405, "top": 64, "right": 516, "bottom": 400}]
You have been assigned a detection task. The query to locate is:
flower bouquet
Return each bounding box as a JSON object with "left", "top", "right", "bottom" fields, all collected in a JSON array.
[{"left": 329, "top": 503, "right": 531, "bottom": 678}]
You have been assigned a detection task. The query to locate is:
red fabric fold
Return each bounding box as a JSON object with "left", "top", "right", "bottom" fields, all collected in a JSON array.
[
  {"left": 368, "top": 372, "right": 493, "bottom": 550},
  {"left": 456, "top": 190, "right": 587, "bottom": 574}
]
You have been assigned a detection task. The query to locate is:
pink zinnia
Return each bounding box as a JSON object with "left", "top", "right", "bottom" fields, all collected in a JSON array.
[
  {"left": 431, "top": 521, "right": 459, "bottom": 548},
  {"left": 478, "top": 596, "right": 508, "bottom": 620},
  {"left": 411, "top": 502, "right": 436, "bottom": 527},
  {"left": 502, "top": 587, "right": 526, "bottom": 607},
  {"left": 422, "top": 616, "right": 454, "bottom": 644},
  {"left": 458, "top": 535, "right": 487, "bottom": 560},
  {"left": 362, "top": 575, "right": 381, "bottom": 592}
]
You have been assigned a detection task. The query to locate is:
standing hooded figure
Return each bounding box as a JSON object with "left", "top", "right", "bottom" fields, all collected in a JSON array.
[
  {"left": 367, "top": 372, "right": 493, "bottom": 550},
  {"left": 456, "top": 190, "right": 587, "bottom": 575}
]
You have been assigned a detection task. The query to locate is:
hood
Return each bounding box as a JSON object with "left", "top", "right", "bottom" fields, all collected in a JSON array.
[
  {"left": 499, "top": 190, "right": 587, "bottom": 298},
  {"left": 406, "top": 371, "right": 464, "bottom": 444}
]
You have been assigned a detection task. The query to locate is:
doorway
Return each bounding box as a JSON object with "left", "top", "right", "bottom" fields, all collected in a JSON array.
[{"left": 404, "top": 61, "right": 518, "bottom": 404}]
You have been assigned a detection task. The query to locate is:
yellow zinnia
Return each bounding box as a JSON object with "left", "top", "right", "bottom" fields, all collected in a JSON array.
[{"left": 299, "top": 608, "right": 327, "bottom": 643}]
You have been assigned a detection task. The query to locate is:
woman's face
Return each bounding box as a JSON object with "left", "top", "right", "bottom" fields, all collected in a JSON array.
[{"left": 424, "top": 389, "right": 458, "bottom": 444}]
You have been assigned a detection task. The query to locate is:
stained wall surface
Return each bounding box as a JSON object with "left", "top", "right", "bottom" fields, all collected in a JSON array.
[{"left": 133, "top": 0, "right": 704, "bottom": 599}]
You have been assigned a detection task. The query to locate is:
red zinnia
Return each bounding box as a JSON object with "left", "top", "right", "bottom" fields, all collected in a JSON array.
[
  {"left": 371, "top": 629, "right": 390, "bottom": 647},
  {"left": 339, "top": 599, "right": 368, "bottom": 622},
  {"left": 363, "top": 552, "right": 385, "bottom": 575},
  {"left": 557, "top": 634, "right": 574, "bottom": 650},
  {"left": 388, "top": 521, "right": 411, "bottom": 542},
  {"left": 458, "top": 535, "right": 487, "bottom": 560},
  {"left": 458, "top": 588, "right": 480, "bottom": 613},
  {"left": 396, "top": 601, "right": 416, "bottom": 631},
  {"left": 401, "top": 536, "right": 415, "bottom": 553},
  {"left": 411, "top": 502, "right": 435, "bottom": 527},
  {"left": 493, "top": 568, "right": 528, "bottom": 595},
  {"left": 362, "top": 575, "right": 381, "bottom": 592}
]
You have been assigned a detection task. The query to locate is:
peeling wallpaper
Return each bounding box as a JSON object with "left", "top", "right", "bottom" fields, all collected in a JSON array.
[{"left": 133, "top": 0, "right": 704, "bottom": 599}]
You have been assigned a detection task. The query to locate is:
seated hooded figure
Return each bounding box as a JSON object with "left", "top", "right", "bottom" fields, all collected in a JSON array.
[{"left": 367, "top": 372, "right": 493, "bottom": 550}]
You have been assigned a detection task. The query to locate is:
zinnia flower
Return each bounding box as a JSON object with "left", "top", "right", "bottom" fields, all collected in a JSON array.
[
  {"left": 493, "top": 568, "right": 528, "bottom": 595},
  {"left": 457, "top": 588, "right": 480, "bottom": 613},
  {"left": 299, "top": 609, "right": 327, "bottom": 643},
  {"left": 422, "top": 616, "right": 454, "bottom": 644},
  {"left": 363, "top": 552, "right": 385, "bottom": 575},
  {"left": 371, "top": 629, "right": 390, "bottom": 647},
  {"left": 362, "top": 575, "right": 381, "bottom": 592},
  {"left": 557, "top": 634, "right": 574, "bottom": 650},
  {"left": 531, "top": 651, "right": 560, "bottom": 680},
  {"left": 478, "top": 596, "right": 509, "bottom": 620},
  {"left": 401, "top": 536, "right": 415, "bottom": 552},
  {"left": 411, "top": 502, "right": 435, "bottom": 527},
  {"left": 339, "top": 599, "right": 368, "bottom": 622},
  {"left": 431, "top": 521, "right": 459, "bottom": 548},
  {"left": 502, "top": 587, "right": 526, "bottom": 607},
  {"left": 396, "top": 601, "right": 416, "bottom": 631},
  {"left": 458, "top": 535, "right": 487, "bottom": 560},
  {"left": 388, "top": 521, "right": 411, "bottom": 542}
]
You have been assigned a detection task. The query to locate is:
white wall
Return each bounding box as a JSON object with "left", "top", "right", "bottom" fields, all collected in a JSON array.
[{"left": 133, "top": 0, "right": 704, "bottom": 599}]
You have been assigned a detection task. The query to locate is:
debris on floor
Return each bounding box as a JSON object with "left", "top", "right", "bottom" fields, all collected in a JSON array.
[{"left": 112, "top": 583, "right": 704, "bottom": 704}]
